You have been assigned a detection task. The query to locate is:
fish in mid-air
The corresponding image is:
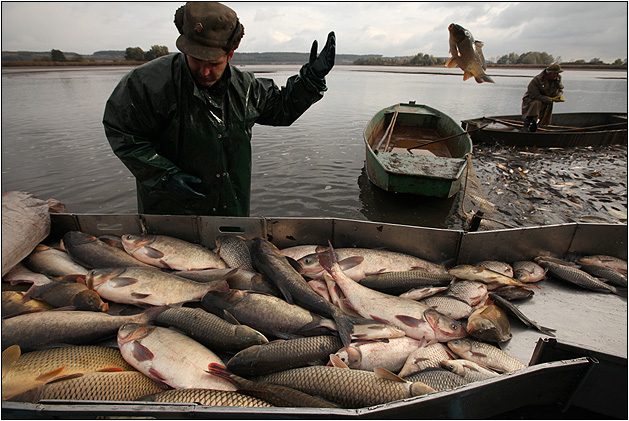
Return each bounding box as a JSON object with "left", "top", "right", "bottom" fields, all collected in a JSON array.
[{"left": 446, "top": 23, "right": 494, "bottom": 83}]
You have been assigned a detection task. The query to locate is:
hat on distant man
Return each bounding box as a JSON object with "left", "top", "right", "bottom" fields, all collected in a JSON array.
[
  {"left": 546, "top": 63, "right": 563, "bottom": 73},
  {"left": 174, "top": 2, "right": 245, "bottom": 61}
]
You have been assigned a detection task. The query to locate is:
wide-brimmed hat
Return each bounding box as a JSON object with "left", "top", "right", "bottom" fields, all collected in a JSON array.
[
  {"left": 174, "top": 2, "right": 244, "bottom": 61},
  {"left": 546, "top": 64, "right": 563, "bottom": 73}
]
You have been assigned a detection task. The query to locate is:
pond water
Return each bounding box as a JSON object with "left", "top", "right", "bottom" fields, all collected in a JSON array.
[{"left": 2, "top": 64, "right": 627, "bottom": 229}]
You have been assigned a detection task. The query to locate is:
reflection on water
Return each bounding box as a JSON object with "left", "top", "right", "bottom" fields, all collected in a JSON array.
[{"left": 2, "top": 65, "right": 627, "bottom": 228}]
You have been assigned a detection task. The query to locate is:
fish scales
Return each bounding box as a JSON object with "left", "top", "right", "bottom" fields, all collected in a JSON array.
[
  {"left": 398, "top": 343, "right": 455, "bottom": 377},
  {"left": 420, "top": 296, "right": 473, "bottom": 320},
  {"left": 333, "top": 337, "right": 424, "bottom": 373},
  {"left": 513, "top": 261, "right": 547, "bottom": 283},
  {"left": 10, "top": 371, "right": 164, "bottom": 402},
  {"left": 299, "top": 248, "right": 448, "bottom": 281},
  {"left": 62, "top": 231, "right": 151, "bottom": 269},
  {"left": 87, "top": 267, "right": 228, "bottom": 307},
  {"left": 256, "top": 365, "right": 429, "bottom": 409},
  {"left": 227, "top": 335, "right": 342, "bottom": 376},
  {"left": 359, "top": 270, "right": 454, "bottom": 294},
  {"left": 24, "top": 244, "right": 89, "bottom": 277},
  {"left": 2, "top": 345, "right": 135, "bottom": 400},
  {"left": 466, "top": 302, "right": 512, "bottom": 343},
  {"left": 121, "top": 233, "right": 227, "bottom": 270},
  {"left": 1, "top": 308, "right": 162, "bottom": 352},
  {"left": 317, "top": 245, "right": 466, "bottom": 344},
  {"left": 251, "top": 238, "right": 355, "bottom": 347},
  {"left": 446, "top": 280, "right": 488, "bottom": 307},
  {"left": 207, "top": 363, "right": 339, "bottom": 408},
  {"left": 447, "top": 338, "right": 526, "bottom": 373},
  {"left": 440, "top": 359, "right": 500, "bottom": 383},
  {"left": 155, "top": 307, "right": 267, "bottom": 353},
  {"left": 446, "top": 23, "right": 494, "bottom": 83},
  {"left": 403, "top": 367, "right": 469, "bottom": 391},
  {"left": 175, "top": 268, "right": 279, "bottom": 296},
  {"left": 36, "top": 280, "right": 108, "bottom": 312},
  {"left": 2, "top": 291, "right": 54, "bottom": 318},
  {"left": 578, "top": 255, "right": 627, "bottom": 274},
  {"left": 215, "top": 234, "right": 256, "bottom": 272},
  {"left": 139, "top": 388, "right": 274, "bottom": 407},
  {"left": 117, "top": 323, "right": 236, "bottom": 391},
  {"left": 580, "top": 264, "right": 628, "bottom": 288},
  {"left": 540, "top": 260, "right": 619, "bottom": 294},
  {"left": 478, "top": 261, "right": 513, "bottom": 277},
  {"left": 202, "top": 289, "right": 336, "bottom": 338}
]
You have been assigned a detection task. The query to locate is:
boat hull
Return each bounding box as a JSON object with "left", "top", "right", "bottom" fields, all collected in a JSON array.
[
  {"left": 462, "top": 112, "right": 628, "bottom": 147},
  {"left": 364, "top": 102, "right": 473, "bottom": 198}
]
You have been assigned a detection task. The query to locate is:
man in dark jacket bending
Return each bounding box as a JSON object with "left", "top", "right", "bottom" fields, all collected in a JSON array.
[{"left": 103, "top": 2, "right": 335, "bottom": 216}]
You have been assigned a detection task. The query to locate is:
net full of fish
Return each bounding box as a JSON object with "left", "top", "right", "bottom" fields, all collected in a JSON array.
[{"left": 2, "top": 226, "right": 626, "bottom": 411}]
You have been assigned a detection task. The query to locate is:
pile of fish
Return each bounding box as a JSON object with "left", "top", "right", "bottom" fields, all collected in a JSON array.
[{"left": 2, "top": 230, "right": 627, "bottom": 409}]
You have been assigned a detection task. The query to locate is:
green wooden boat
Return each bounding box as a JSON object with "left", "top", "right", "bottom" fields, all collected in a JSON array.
[{"left": 363, "top": 102, "right": 473, "bottom": 198}]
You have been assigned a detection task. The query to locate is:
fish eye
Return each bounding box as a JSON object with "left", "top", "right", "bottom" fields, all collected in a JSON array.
[{"left": 451, "top": 323, "right": 458, "bottom": 330}]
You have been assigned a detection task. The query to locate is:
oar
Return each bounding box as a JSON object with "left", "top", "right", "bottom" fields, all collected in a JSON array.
[
  {"left": 375, "top": 104, "right": 400, "bottom": 152},
  {"left": 406, "top": 124, "right": 489, "bottom": 153}
]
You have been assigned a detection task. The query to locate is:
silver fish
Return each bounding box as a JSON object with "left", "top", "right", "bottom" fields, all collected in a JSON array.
[
  {"left": 440, "top": 359, "right": 500, "bottom": 382},
  {"left": 121, "top": 233, "right": 227, "bottom": 270},
  {"left": 539, "top": 260, "right": 620, "bottom": 294},
  {"left": 23, "top": 244, "right": 89, "bottom": 277},
  {"left": 62, "top": 231, "right": 151, "bottom": 269},
  {"left": 513, "top": 261, "right": 547, "bottom": 283},
  {"left": 398, "top": 342, "right": 455, "bottom": 377},
  {"left": 332, "top": 337, "right": 425, "bottom": 373},
  {"left": 447, "top": 338, "right": 527, "bottom": 373},
  {"left": 215, "top": 234, "right": 256, "bottom": 272},
  {"left": 117, "top": 323, "right": 236, "bottom": 391}
]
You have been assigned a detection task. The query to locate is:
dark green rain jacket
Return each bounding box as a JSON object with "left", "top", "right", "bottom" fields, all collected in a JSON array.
[{"left": 103, "top": 53, "right": 326, "bottom": 216}]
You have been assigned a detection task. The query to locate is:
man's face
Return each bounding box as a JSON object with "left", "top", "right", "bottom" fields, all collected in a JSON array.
[
  {"left": 187, "top": 51, "right": 234, "bottom": 88},
  {"left": 545, "top": 71, "right": 559, "bottom": 81}
]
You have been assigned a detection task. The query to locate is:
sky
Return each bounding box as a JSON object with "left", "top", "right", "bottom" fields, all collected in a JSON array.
[{"left": 1, "top": 1, "right": 627, "bottom": 63}]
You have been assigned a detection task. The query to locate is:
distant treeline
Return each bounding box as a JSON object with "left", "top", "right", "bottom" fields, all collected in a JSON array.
[{"left": 2, "top": 48, "right": 627, "bottom": 68}]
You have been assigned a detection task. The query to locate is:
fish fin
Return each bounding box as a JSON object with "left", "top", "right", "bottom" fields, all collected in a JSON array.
[
  {"left": 34, "top": 365, "right": 66, "bottom": 382},
  {"left": 339, "top": 257, "right": 364, "bottom": 271},
  {"left": 315, "top": 245, "right": 328, "bottom": 253},
  {"left": 474, "top": 74, "right": 495, "bottom": 84},
  {"left": 333, "top": 313, "right": 355, "bottom": 348},
  {"left": 148, "top": 368, "right": 167, "bottom": 381},
  {"left": 131, "top": 292, "right": 151, "bottom": 299},
  {"left": 374, "top": 367, "right": 406, "bottom": 382},
  {"left": 132, "top": 341, "right": 154, "bottom": 362},
  {"left": 276, "top": 284, "right": 295, "bottom": 305},
  {"left": 45, "top": 372, "right": 84, "bottom": 384},
  {"left": 208, "top": 279, "right": 230, "bottom": 293},
  {"left": 370, "top": 315, "right": 393, "bottom": 325},
  {"left": 111, "top": 277, "right": 139, "bottom": 287},
  {"left": 206, "top": 363, "right": 239, "bottom": 385},
  {"left": 2, "top": 345, "right": 21, "bottom": 379},
  {"left": 395, "top": 314, "right": 425, "bottom": 327},
  {"left": 223, "top": 310, "right": 241, "bottom": 325},
  {"left": 329, "top": 354, "right": 349, "bottom": 369},
  {"left": 286, "top": 256, "right": 302, "bottom": 272},
  {"left": 363, "top": 268, "right": 386, "bottom": 277},
  {"left": 143, "top": 246, "right": 164, "bottom": 259},
  {"left": 140, "top": 305, "right": 168, "bottom": 321},
  {"left": 463, "top": 71, "right": 474, "bottom": 81},
  {"left": 445, "top": 56, "right": 459, "bottom": 68},
  {"left": 5, "top": 386, "right": 45, "bottom": 403}
]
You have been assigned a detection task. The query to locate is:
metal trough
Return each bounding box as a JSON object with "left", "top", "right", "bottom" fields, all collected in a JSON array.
[{"left": 3, "top": 215, "right": 626, "bottom": 418}]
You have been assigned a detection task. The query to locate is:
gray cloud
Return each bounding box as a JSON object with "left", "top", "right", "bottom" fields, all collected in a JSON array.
[{"left": 1, "top": 2, "right": 626, "bottom": 62}]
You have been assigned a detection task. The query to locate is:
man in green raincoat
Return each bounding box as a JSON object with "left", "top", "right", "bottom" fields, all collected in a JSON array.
[{"left": 103, "top": 2, "right": 335, "bottom": 216}]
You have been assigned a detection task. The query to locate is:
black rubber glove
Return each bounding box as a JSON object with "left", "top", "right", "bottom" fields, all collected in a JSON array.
[
  {"left": 163, "top": 172, "right": 206, "bottom": 200},
  {"left": 309, "top": 31, "right": 336, "bottom": 79}
]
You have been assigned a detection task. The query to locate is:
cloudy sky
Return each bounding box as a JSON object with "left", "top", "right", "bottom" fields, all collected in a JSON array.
[{"left": 1, "top": 1, "right": 627, "bottom": 63}]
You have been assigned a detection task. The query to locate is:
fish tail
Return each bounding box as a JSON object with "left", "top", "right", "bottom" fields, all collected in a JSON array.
[
  {"left": 333, "top": 313, "right": 355, "bottom": 348},
  {"left": 475, "top": 75, "right": 495, "bottom": 84},
  {"left": 316, "top": 241, "right": 337, "bottom": 273},
  {"left": 613, "top": 287, "right": 627, "bottom": 298},
  {"left": 206, "top": 363, "right": 240, "bottom": 387}
]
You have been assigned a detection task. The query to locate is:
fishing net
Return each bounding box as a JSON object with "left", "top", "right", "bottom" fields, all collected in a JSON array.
[{"left": 457, "top": 153, "right": 496, "bottom": 228}]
